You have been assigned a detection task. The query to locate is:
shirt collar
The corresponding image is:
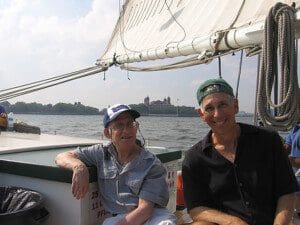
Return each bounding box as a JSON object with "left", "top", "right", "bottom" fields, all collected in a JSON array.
[
  {"left": 200, "top": 123, "right": 259, "bottom": 153},
  {"left": 201, "top": 130, "right": 213, "bottom": 153}
]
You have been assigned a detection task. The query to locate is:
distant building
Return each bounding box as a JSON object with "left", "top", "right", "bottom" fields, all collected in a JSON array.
[
  {"left": 143, "top": 96, "right": 172, "bottom": 106},
  {"left": 144, "top": 96, "right": 150, "bottom": 106},
  {"left": 167, "top": 96, "right": 171, "bottom": 104}
]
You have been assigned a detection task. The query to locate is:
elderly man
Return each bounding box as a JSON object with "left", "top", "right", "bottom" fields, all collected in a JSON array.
[
  {"left": 182, "top": 78, "right": 298, "bottom": 225},
  {"left": 55, "top": 104, "right": 176, "bottom": 225}
]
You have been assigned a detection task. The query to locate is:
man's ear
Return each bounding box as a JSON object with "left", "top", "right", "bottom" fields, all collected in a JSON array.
[
  {"left": 104, "top": 128, "right": 111, "bottom": 139},
  {"left": 196, "top": 108, "right": 205, "bottom": 120}
]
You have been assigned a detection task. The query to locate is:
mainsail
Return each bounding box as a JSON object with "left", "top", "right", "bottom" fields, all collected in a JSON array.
[
  {"left": 1, "top": 0, "right": 299, "bottom": 131},
  {"left": 97, "top": 0, "right": 300, "bottom": 131},
  {"left": 97, "top": 0, "right": 300, "bottom": 68}
]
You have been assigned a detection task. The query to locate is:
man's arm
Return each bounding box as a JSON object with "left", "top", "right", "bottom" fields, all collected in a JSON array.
[
  {"left": 273, "top": 193, "right": 295, "bottom": 225},
  {"left": 189, "top": 206, "right": 249, "bottom": 225},
  {"left": 283, "top": 143, "right": 300, "bottom": 168},
  {"left": 283, "top": 143, "right": 291, "bottom": 156},
  {"left": 55, "top": 150, "right": 89, "bottom": 199},
  {"left": 116, "top": 198, "right": 154, "bottom": 225},
  {"left": 288, "top": 156, "right": 300, "bottom": 168}
]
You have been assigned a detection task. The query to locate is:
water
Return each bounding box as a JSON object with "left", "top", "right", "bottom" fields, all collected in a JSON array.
[{"left": 15, "top": 114, "right": 255, "bottom": 151}]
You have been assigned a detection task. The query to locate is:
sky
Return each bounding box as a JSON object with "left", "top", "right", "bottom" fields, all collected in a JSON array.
[{"left": 0, "top": 0, "right": 263, "bottom": 113}]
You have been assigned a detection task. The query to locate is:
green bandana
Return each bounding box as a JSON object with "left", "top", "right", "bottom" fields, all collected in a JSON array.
[{"left": 196, "top": 78, "right": 234, "bottom": 104}]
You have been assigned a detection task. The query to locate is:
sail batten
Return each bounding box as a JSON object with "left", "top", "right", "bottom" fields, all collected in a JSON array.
[{"left": 97, "top": 0, "right": 300, "bottom": 68}]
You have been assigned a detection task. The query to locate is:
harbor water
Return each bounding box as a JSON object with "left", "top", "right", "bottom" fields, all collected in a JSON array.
[{"left": 15, "top": 114, "right": 257, "bottom": 152}]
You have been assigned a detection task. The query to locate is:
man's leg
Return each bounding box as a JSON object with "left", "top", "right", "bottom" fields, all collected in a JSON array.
[
  {"left": 102, "top": 214, "right": 125, "bottom": 225},
  {"left": 144, "top": 208, "right": 177, "bottom": 225}
]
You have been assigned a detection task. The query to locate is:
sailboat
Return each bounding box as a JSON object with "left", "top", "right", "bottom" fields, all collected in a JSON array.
[{"left": 0, "top": 0, "right": 300, "bottom": 224}]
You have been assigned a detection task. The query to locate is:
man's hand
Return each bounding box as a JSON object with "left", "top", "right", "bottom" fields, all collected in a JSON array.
[
  {"left": 71, "top": 164, "right": 90, "bottom": 199},
  {"left": 224, "top": 216, "right": 249, "bottom": 225},
  {"left": 115, "top": 199, "right": 154, "bottom": 225},
  {"left": 55, "top": 150, "right": 90, "bottom": 199}
]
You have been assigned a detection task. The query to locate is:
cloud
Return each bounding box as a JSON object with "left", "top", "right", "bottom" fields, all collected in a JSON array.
[
  {"left": 0, "top": 0, "right": 119, "bottom": 105},
  {"left": 0, "top": 0, "right": 261, "bottom": 113},
  {"left": 0, "top": 0, "right": 118, "bottom": 74}
]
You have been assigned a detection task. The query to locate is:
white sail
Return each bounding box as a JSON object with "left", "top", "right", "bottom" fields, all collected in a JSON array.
[{"left": 97, "top": 0, "right": 300, "bottom": 67}]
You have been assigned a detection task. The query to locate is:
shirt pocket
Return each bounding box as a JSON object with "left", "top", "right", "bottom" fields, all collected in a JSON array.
[
  {"left": 98, "top": 169, "right": 117, "bottom": 193},
  {"left": 125, "top": 178, "right": 142, "bottom": 195},
  {"left": 241, "top": 161, "right": 271, "bottom": 193}
]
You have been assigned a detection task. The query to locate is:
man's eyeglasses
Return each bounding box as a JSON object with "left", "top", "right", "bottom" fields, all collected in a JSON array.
[{"left": 109, "top": 121, "right": 139, "bottom": 131}]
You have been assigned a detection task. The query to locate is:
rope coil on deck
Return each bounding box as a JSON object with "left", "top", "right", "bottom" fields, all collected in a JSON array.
[{"left": 257, "top": 2, "right": 300, "bottom": 131}]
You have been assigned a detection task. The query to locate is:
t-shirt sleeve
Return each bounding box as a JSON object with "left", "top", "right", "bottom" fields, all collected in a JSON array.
[
  {"left": 291, "top": 131, "right": 300, "bottom": 157},
  {"left": 285, "top": 132, "right": 293, "bottom": 146},
  {"left": 273, "top": 132, "right": 299, "bottom": 197},
  {"left": 139, "top": 158, "right": 169, "bottom": 207},
  {"left": 74, "top": 144, "right": 103, "bottom": 167}
]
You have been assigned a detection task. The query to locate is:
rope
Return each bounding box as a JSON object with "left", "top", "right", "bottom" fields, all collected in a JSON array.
[
  {"left": 257, "top": 3, "right": 300, "bottom": 131},
  {"left": 235, "top": 49, "right": 243, "bottom": 98},
  {"left": 218, "top": 56, "right": 222, "bottom": 78},
  {"left": 0, "top": 66, "right": 106, "bottom": 102}
]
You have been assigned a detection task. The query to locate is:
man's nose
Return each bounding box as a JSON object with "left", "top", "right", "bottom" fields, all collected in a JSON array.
[{"left": 213, "top": 107, "right": 222, "bottom": 117}]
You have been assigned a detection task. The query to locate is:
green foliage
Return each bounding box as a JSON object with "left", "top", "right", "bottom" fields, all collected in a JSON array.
[
  {"left": 3, "top": 101, "right": 198, "bottom": 117},
  {"left": 7, "top": 102, "right": 100, "bottom": 115}
]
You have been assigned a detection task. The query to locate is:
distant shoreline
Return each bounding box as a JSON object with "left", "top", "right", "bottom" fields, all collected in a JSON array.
[
  {"left": 14, "top": 113, "right": 253, "bottom": 118},
  {"left": 3, "top": 101, "right": 253, "bottom": 117}
]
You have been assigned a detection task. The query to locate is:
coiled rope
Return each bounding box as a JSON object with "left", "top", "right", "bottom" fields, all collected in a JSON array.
[{"left": 257, "top": 2, "right": 300, "bottom": 131}]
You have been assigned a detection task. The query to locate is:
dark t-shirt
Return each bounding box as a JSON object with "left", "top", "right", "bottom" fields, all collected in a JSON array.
[{"left": 182, "top": 123, "right": 298, "bottom": 225}]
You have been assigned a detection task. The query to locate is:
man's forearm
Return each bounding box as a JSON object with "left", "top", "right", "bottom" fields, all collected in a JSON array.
[
  {"left": 189, "top": 206, "right": 248, "bottom": 225},
  {"left": 55, "top": 150, "right": 85, "bottom": 170},
  {"left": 289, "top": 156, "right": 300, "bottom": 168},
  {"left": 55, "top": 150, "right": 90, "bottom": 199},
  {"left": 274, "top": 193, "right": 295, "bottom": 225},
  {"left": 116, "top": 199, "right": 154, "bottom": 225}
]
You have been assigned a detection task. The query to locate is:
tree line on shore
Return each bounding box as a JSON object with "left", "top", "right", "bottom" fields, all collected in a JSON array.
[
  {"left": 1, "top": 101, "right": 252, "bottom": 117},
  {"left": 1, "top": 101, "right": 199, "bottom": 116},
  {"left": 1, "top": 101, "right": 100, "bottom": 115}
]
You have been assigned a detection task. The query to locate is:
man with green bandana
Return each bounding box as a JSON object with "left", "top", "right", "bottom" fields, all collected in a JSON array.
[{"left": 182, "top": 78, "right": 298, "bottom": 225}]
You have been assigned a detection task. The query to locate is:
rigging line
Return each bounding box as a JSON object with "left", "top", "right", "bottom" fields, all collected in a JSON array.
[
  {"left": 0, "top": 66, "right": 99, "bottom": 93},
  {"left": 235, "top": 49, "right": 243, "bottom": 98},
  {"left": 164, "top": 0, "right": 186, "bottom": 47},
  {"left": 0, "top": 67, "right": 101, "bottom": 99},
  {"left": 218, "top": 56, "right": 222, "bottom": 78},
  {"left": 116, "top": 0, "right": 134, "bottom": 66},
  {"left": 0, "top": 67, "right": 106, "bottom": 101},
  {"left": 118, "top": 0, "right": 143, "bottom": 54},
  {"left": 0, "top": 67, "right": 104, "bottom": 100},
  {"left": 117, "top": 0, "right": 187, "bottom": 63},
  {"left": 212, "top": 0, "right": 245, "bottom": 54},
  {"left": 228, "top": 0, "right": 245, "bottom": 29},
  {"left": 253, "top": 54, "right": 261, "bottom": 126}
]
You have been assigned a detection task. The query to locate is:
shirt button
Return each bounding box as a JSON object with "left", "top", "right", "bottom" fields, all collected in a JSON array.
[
  {"left": 239, "top": 182, "right": 243, "bottom": 187},
  {"left": 245, "top": 201, "right": 250, "bottom": 206}
]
